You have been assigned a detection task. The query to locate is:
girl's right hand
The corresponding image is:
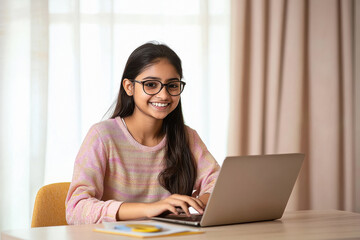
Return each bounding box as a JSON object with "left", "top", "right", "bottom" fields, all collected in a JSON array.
[{"left": 144, "top": 194, "right": 205, "bottom": 218}]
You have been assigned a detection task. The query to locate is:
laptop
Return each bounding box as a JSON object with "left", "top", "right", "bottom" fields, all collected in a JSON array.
[{"left": 152, "top": 153, "right": 304, "bottom": 227}]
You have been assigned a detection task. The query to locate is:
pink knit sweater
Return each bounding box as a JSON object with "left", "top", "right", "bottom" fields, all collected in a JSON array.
[{"left": 65, "top": 117, "right": 220, "bottom": 224}]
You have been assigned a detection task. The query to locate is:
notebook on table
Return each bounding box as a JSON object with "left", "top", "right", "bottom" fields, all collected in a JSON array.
[{"left": 152, "top": 153, "right": 304, "bottom": 227}]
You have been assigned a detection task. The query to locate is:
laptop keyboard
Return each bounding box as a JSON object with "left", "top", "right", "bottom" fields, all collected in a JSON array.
[{"left": 163, "top": 213, "right": 203, "bottom": 222}]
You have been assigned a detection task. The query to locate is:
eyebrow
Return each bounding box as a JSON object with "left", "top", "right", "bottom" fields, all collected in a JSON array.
[{"left": 142, "top": 76, "right": 180, "bottom": 82}]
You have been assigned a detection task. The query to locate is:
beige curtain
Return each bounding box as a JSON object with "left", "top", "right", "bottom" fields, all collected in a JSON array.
[{"left": 229, "top": 0, "right": 358, "bottom": 211}]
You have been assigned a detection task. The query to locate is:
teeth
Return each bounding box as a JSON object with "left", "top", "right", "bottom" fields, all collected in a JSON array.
[{"left": 151, "top": 102, "right": 168, "bottom": 107}]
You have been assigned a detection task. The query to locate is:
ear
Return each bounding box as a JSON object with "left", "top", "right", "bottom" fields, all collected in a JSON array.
[{"left": 123, "top": 79, "right": 134, "bottom": 96}]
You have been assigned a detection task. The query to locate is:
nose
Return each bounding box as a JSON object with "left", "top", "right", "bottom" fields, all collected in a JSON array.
[{"left": 155, "top": 85, "right": 170, "bottom": 98}]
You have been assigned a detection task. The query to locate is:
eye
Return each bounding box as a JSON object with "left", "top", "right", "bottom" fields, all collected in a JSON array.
[
  {"left": 168, "top": 82, "right": 180, "bottom": 89},
  {"left": 144, "top": 81, "right": 159, "bottom": 89}
]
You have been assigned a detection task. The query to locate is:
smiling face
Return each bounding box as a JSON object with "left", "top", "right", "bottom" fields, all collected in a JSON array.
[{"left": 123, "top": 58, "right": 182, "bottom": 121}]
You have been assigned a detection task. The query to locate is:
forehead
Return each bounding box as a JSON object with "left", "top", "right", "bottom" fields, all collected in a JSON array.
[{"left": 138, "top": 58, "right": 180, "bottom": 79}]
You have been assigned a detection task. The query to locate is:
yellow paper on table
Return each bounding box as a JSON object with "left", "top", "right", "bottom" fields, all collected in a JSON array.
[{"left": 93, "top": 222, "right": 204, "bottom": 238}]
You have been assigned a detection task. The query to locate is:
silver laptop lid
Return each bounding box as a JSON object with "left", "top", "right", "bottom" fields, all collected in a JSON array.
[{"left": 200, "top": 153, "right": 304, "bottom": 227}]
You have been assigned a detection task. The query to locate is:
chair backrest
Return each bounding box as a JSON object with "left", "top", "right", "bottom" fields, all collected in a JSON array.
[{"left": 31, "top": 182, "right": 71, "bottom": 228}]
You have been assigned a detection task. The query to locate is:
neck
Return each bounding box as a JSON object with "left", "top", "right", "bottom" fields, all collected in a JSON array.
[{"left": 124, "top": 115, "right": 164, "bottom": 147}]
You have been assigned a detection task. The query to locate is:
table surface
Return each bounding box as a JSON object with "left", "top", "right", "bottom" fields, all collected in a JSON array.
[{"left": 2, "top": 210, "right": 360, "bottom": 240}]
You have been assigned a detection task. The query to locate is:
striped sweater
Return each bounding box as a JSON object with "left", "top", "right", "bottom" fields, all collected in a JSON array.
[{"left": 65, "top": 117, "right": 220, "bottom": 224}]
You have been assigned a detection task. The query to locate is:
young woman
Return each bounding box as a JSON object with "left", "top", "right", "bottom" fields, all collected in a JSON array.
[{"left": 65, "top": 42, "right": 220, "bottom": 224}]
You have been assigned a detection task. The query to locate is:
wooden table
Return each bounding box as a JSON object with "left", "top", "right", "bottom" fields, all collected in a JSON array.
[{"left": 2, "top": 210, "right": 360, "bottom": 239}]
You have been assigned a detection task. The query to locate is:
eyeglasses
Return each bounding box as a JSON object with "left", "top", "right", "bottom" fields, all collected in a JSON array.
[{"left": 130, "top": 79, "right": 186, "bottom": 96}]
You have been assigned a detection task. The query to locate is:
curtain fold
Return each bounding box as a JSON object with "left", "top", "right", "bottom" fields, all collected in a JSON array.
[
  {"left": 229, "top": 0, "right": 356, "bottom": 211},
  {"left": 30, "top": 0, "right": 49, "bottom": 213}
]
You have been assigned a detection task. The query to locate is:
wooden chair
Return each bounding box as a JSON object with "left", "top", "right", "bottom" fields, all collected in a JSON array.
[{"left": 31, "top": 182, "right": 71, "bottom": 227}]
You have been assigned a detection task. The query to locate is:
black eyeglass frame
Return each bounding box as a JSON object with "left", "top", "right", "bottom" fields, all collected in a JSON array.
[{"left": 130, "top": 79, "right": 186, "bottom": 96}]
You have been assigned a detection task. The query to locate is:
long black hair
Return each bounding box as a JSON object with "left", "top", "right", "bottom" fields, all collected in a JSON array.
[{"left": 110, "top": 42, "right": 197, "bottom": 196}]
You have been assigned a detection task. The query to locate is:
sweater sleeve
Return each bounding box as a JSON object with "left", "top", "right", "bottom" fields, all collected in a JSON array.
[
  {"left": 65, "top": 124, "right": 122, "bottom": 224},
  {"left": 187, "top": 128, "right": 220, "bottom": 197}
]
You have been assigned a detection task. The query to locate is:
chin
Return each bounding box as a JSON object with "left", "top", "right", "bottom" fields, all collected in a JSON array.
[
  {"left": 151, "top": 114, "right": 170, "bottom": 120},
  {"left": 149, "top": 108, "right": 176, "bottom": 120}
]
